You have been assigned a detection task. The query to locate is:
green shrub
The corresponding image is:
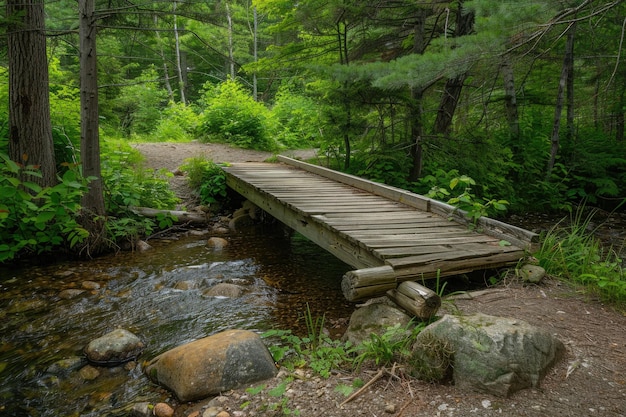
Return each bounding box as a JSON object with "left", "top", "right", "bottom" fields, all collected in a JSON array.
[
  {"left": 113, "top": 66, "right": 168, "bottom": 136},
  {"left": 152, "top": 102, "right": 200, "bottom": 142},
  {"left": 198, "top": 80, "right": 277, "bottom": 151},
  {"left": 101, "top": 140, "right": 179, "bottom": 212},
  {"left": 272, "top": 86, "right": 322, "bottom": 149},
  {"left": 0, "top": 151, "right": 89, "bottom": 263},
  {"left": 180, "top": 156, "right": 227, "bottom": 204},
  {"left": 421, "top": 169, "right": 509, "bottom": 223}
]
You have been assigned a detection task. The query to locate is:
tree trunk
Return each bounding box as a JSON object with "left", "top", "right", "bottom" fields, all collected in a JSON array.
[
  {"left": 501, "top": 55, "right": 520, "bottom": 140},
  {"left": 79, "top": 0, "right": 107, "bottom": 256},
  {"left": 7, "top": 0, "right": 56, "bottom": 188},
  {"left": 407, "top": 12, "right": 428, "bottom": 182},
  {"left": 226, "top": 3, "right": 236, "bottom": 80},
  {"left": 173, "top": 0, "right": 187, "bottom": 103},
  {"left": 548, "top": 24, "right": 576, "bottom": 176},
  {"left": 566, "top": 22, "right": 576, "bottom": 141},
  {"left": 433, "top": 5, "right": 474, "bottom": 136},
  {"left": 154, "top": 14, "right": 174, "bottom": 102},
  {"left": 408, "top": 87, "right": 424, "bottom": 181}
]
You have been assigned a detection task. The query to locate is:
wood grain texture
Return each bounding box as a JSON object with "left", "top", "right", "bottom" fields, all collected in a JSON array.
[{"left": 223, "top": 157, "right": 538, "bottom": 300}]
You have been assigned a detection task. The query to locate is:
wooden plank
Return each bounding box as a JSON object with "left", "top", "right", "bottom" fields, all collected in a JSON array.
[
  {"left": 276, "top": 156, "right": 538, "bottom": 250},
  {"left": 224, "top": 172, "right": 383, "bottom": 269},
  {"left": 277, "top": 155, "right": 432, "bottom": 211},
  {"left": 385, "top": 244, "right": 521, "bottom": 268},
  {"left": 390, "top": 250, "right": 525, "bottom": 281}
]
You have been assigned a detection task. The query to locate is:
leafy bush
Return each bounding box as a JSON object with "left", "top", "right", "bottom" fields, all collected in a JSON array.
[
  {"left": 272, "top": 86, "right": 322, "bottom": 149},
  {"left": 421, "top": 169, "right": 509, "bottom": 223},
  {"left": 113, "top": 66, "right": 168, "bottom": 136},
  {"left": 0, "top": 151, "right": 89, "bottom": 263},
  {"left": 198, "top": 80, "right": 277, "bottom": 151},
  {"left": 152, "top": 102, "right": 200, "bottom": 142},
  {"left": 101, "top": 140, "right": 179, "bottom": 212},
  {"left": 180, "top": 156, "right": 228, "bottom": 205}
]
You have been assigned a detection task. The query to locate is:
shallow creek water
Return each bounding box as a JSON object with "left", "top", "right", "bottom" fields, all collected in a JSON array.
[
  {"left": 1, "top": 209, "right": 624, "bottom": 417},
  {"left": 0, "top": 224, "right": 353, "bottom": 417}
]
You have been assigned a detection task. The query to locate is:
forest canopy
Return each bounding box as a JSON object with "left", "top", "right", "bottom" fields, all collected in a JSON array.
[{"left": 1, "top": 0, "right": 625, "bottom": 260}]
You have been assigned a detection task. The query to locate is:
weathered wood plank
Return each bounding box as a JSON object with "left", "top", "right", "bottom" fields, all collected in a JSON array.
[
  {"left": 277, "top": 156, "right": 432, "bottom": 212},
  {"left": 225, "top": 172, "right": 382, "bottom": 269},
  {"left": 223, "top": 158, "right": 536, "bottom": 300}
]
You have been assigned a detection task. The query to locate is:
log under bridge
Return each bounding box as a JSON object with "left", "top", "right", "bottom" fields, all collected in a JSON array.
[{"left": 222, "top": 156, "right": 539, "bottom": 303}]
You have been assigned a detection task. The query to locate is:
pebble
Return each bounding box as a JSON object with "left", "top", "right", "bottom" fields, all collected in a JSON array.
[
  {"left": 154, "top": 402, "right": 174, "bottom": 417},
  {"left": 136, "top": 240, "right": 153, "bottom": 251},
  {"left": 384, "top": 403, "right": 396, "bottom": 413},
  {"left": 131, "top": 402, "right": 151, "bottom": 417},
  {"left": 79, "top": 365, "right": 100, "bottom": 380},
  {"left": 81, "top": 281, "right": 101, "bottom": 290},
  {"left": 58, "top": 289, "right": 86, "bottom": 299},
  {"left": 202, "top": 406, "right": 224, "bottom": 417}
]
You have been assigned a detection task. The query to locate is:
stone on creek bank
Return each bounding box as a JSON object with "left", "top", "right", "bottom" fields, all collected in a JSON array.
[
  {"left": 410, "top": 313, "right": 565, "bottom": 398},
  {"left": 145, "top": 329, "right": 277, "bottom": 402},
  {"left": 342, "top": 299, "right": 412, "bottom": 346},
  {"left": 84, "top": 329, "right": 145, "bottom": 366}
]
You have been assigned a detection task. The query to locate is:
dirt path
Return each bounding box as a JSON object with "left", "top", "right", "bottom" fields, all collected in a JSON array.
[{"left": 135, "top": 142, "right": 626, "bottom": 417}]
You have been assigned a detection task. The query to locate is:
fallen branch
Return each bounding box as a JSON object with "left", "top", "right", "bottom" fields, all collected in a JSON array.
[
  {"left": 339, "top": 367, "right": 386, "bottom": 407},
  {"left": 130, "top": 207, "right": 208, "bottom": 225}
]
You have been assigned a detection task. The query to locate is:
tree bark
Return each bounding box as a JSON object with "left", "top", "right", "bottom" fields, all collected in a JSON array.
[
  {"left": 433, "top": 5, "right": 474, "bottom": 136},
  {"left": 407, "top": 12, "right": 428, "bottom": 182},
  {"left": 7, "top": 0, "right": 56, "bottom": 188},
  {"left": 548, "top": 24, "right": 576, "bottom": 176},
  {"left": 173, "top": 0, "right": 187, "bottom": 103},
  {"left": 154, "top": 14, "right": 174, "bottom": 102},
  {"left": 501, "top": 55, "right": 520, "bottom": 140},
  {"left": 79, "top": 0, "right": 107, "bottom": 255}
]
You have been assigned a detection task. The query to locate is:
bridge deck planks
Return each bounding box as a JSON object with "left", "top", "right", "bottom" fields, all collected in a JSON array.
[{"left": 223, "top": 158, "right": 537, "bottom": 282}]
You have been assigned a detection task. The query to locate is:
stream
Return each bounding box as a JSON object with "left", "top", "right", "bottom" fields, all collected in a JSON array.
[
  {"left": 1, "top": 208, "right": 624, "bottom": 417},
  {"left": 0, "top": 224, "right": 353, "bottom": 417}
]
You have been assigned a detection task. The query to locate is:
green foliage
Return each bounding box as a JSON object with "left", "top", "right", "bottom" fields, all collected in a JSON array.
[
  {"left": 151, "top": 102, "right": 201, "bottom": 143},
  {"left": 262, "top": 305, "right": 354, "bottom": 379},
  {"left": 422, "top": 169, "right": 509, "bottom": 224},
  {"left": 353, "top": 321, "right": 426, "bottom": 369},
  {"left": 534, "top": 208, "right": 626, "bottom": 304},
  {"left": 180, "top": 157, "right": 228, "bottom": 205},
  {"left": 105, "top": 212, "right": 176, "bottom": 248},
  {"left": 113, "top": 66, "right": 168, "bottom": 136},
  {"left": 353, "top": 149, "right": 411, "bottom": 189},
  {"left": 0, "top": 150, "right": 89, "bottom": 263},
  {"left": 198, "top": 80, "right": 278, "bottom": 151},
  {"left": 271, "top": 85, "right": 323, "bottom": 149},
  {"left": 101, "top": 140, "right": 179, "bottom": 212}
]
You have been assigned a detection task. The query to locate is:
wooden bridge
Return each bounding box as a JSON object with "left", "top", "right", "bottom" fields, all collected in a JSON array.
[{"left": 222, "top": 156, "right": 539, "bottom": 302}]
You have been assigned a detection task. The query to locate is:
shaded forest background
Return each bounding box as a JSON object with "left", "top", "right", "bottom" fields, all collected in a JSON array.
[{"left": 1, "top": 0, "right": 626, "bottom": 261}]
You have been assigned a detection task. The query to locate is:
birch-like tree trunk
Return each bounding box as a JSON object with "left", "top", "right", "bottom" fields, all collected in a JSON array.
[{"left": 173, "top": 0, "right": 187, "bottom": 103}]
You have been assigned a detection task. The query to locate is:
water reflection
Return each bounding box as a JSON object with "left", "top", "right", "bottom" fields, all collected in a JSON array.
[{"left": 0, "top": 223, "right": 353, "bottom": 417}]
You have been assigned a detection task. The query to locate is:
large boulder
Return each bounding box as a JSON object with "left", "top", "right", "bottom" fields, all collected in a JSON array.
[
  {"left": 145, "top": 329, "right": 277, "bottom": 401},
  {"left": 410, "top": 313, "right": 565, "bottom": 397},
  {"left": 84, "top": 329, "right": 144, "bottom": 366},
  {"left": 342, "top": 300, "right": 412, "bottom": 346}
]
